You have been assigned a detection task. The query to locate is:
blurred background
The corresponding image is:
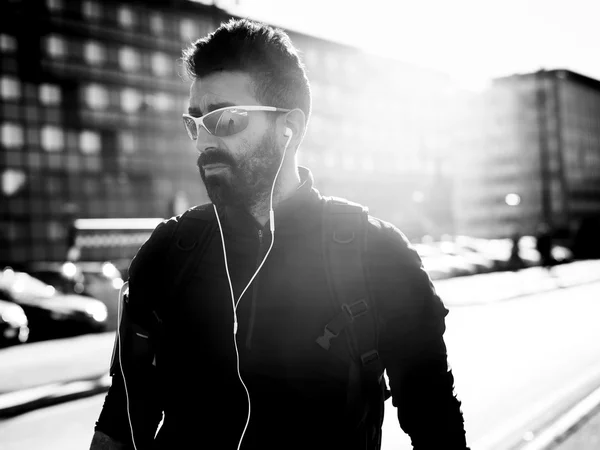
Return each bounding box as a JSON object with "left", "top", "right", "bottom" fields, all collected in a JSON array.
[
  {"left": 1, "top": 0, "right": 599, "bottom": 272},
  {"left": 0, "top": 1, "right": 600, "bottom": 449}
]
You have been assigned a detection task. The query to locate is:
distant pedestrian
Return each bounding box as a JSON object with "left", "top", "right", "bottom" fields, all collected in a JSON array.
[
  {"left": 535, "top": 223, "right": 556, "bottom": 273},
  {"left": 509, "top": 232, "right": 524, "bottom": 271},
  {"left": 62, "top": 203, "right": 80, "bottom": 262}
]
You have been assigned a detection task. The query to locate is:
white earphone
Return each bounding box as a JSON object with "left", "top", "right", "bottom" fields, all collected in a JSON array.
[
  {"left": 214, "top": 124, "right": 293, "bottom": 450},
  {"left": 117, "top": 125, "right": 295, "bottom": 450}
]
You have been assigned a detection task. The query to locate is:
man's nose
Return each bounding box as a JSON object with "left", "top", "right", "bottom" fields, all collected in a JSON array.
[{"left": 194, "top": 127, "right": 218, "bottom": 153}]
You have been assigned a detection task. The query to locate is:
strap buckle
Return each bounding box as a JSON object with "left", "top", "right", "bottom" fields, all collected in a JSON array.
[
  {"left": 316, "top": 326, "right": 339, "bottom": 350},
  {"left": 342, "top": 300, "right": 368, "bottom": 321},
  {"left": 360, "top": 349, "right": 380, "bottom": 366}
]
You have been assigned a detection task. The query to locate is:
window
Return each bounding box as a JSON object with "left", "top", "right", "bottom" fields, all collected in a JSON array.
[
  {"left": 118, "top": 6, "right": 135, "bottom": 28},
  {"left": 119, "top": 47, "right": 141, "bottom": 72},
  {"left": 310, "top": 82, "right": 322, "bottom": 103},
  {"left": 84, "top": 41, "right": 105, "bottom": 65},
  {"left": 324, "top": 151, "right": 336, "bottom": 168},
  {"left": 84, "top": 84, "right": 109, "bottom": 109},
  {"left": 303, "top": 48, "right": 319, "bottom": 68},
  {"left": 0, "top": 34, "right": 17, "bottom": 52},
  {"left": 119, "top": 131, "right": 137, "bottom": 154},
  {"left": 324, "top": 52, "right": 338, "bottom": 72},
  {"left": 1, "top": 123, "right": 24, "bottom": 149},
  {"left": 41, "top": 126, "right": 64, "bottom": 152},
  {"left": 150, "top": 14, "right": 164, "bottom": 34},
  {"left": 1, "top": 169, "right": 27, "bottom": 197},
  {"left": 342, "top": 155, "right": 355, "bottom": 171},
  {"left": 121, "top": 88, "right": 143, "bottom": 112},
  {"left": 45, "top": 35, "right": 66, "bottom": 57},
  {"left": 80, "top": 130, "right": 101, "bottom": 155},
  {"left": 82, "top": 1, "right": 102, "bottom": 20},
  {"left": 180, "top": 19, "right": 198, "bottom": 41},
  {"left": 326, "top": 85, "right": 340, "bottom": 104},
  {"left": 0, "top": 77, "right": 20, "bottom": 100},
  {"left": 39, "top": 84, "right": 61, "bottom": 105},
  {"left": 151, "top": 52, "right": 171, "bottom": 77},
  {"left": 343, "top": 56, "right": 357, "bottom": 76},
  {"left": 146, "top": 92, "right": 173, "bottom": 112},
  {"left": 46, "top": 0, "right": 63, "bottom": 11}
]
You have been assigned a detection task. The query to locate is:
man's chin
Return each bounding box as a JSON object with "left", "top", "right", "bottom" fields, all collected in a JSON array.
[{"left": 203, "top": 176, "right": 234, "bottom": 208}]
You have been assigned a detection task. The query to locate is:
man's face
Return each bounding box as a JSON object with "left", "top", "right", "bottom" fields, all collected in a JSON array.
[{"left": 188, "top": 71, "right": 281, "bottom": 209}]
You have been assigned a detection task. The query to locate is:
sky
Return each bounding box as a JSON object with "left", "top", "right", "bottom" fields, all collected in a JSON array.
[{"left": 217, "top": 0, "right": 600, "bottom": 90}]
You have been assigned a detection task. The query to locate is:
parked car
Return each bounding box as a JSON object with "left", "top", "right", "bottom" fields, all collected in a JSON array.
[
  {"left": 0, "top": 267, "right": 108, "bottom": 340},
  {"left": 27, "top": 261, "right": 123, "bottom": 301},
  {"left": 433, "top": 241, "right": 497, "bottom": 274},
  {"left": 27, "top": 261, "right": 123, "bottom": 331},
  {"left": 519, "top": 236, "right": 574, "bottom": 265},
  {"left": 0, "top": 299, "right": 29, "bottom": 347},
  {"left": 412, "top": 243, "right": 477, "bottom": 280}
]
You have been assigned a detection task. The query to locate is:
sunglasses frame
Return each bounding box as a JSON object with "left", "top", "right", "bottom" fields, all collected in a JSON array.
[{"left": 182, "top": 105, "right": 291, "bottom": 140}]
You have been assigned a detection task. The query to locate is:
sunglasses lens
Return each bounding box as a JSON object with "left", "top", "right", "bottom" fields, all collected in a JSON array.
[
  {"left": 205, "top": 109, "right": 250, "bottom": 137},
  {"left": 182, "top": 116, "right": 198, "bottom": 140}
]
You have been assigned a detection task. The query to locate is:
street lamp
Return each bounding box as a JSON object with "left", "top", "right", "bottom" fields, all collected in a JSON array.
[
  {"left": 505, "top": 193, "right": 522, "bottom": 239},
  {"left": 412, "top": 191, "right": 425, "bottom": 203},
  {"left": 505, "top": 193, "right": 521, "bottom": 207}
]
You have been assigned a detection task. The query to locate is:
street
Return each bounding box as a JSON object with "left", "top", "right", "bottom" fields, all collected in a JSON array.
[{"left": 0, "top": 281, "right": 599, "bottom": 450}]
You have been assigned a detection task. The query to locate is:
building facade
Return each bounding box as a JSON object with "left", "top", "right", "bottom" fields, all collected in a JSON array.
[
  {"left": 452, "top": 69, "right": 600, "bottom": 254},
  {"left": 1, "top": 0, "right": 457, "bottom": 267}
]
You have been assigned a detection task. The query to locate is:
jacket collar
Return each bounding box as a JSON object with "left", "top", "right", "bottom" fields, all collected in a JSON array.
[{"left": 220, "top": 166, "right": 323, "bottom": 236}]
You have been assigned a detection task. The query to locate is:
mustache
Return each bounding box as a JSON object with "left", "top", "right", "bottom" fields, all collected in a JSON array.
[{"left": 197, "top": 150, "right": 236, "bottom": 169}]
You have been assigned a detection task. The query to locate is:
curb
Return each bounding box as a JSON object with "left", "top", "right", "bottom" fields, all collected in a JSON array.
[
  {"left": 0, "top": 373, "right": 110, "bottom": 419},
  {"left": 445, "top": 277, "right": 600, "bottom": 308},
  {"left": 518, "top": 383, "right": 600, "bottom": 450}
]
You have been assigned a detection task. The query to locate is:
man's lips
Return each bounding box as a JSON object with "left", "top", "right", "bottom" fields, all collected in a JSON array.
[{"left": 202, "top": 163, "right": 230, "bottom": 172}]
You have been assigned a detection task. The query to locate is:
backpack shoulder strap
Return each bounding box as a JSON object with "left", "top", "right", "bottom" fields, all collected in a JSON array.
[
  {"left": 154, "top": 203, "right": 217, "bottom": 321},
  {"left": 317, "top": 196, "right": 383, "bottom": 384}
]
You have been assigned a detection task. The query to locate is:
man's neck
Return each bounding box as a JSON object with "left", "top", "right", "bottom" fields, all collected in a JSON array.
[{"left": 249, "top": 167, "right": 301, "bottom": 227}]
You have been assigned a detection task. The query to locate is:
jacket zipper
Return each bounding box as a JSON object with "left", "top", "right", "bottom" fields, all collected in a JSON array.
[{"left": 245, "top": 229, "right": 263, "bottom": 350}]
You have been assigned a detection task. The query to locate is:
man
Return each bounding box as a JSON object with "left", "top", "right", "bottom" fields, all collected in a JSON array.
[{"left": 91, "top": 18, "right": 469, "bottom": 450}]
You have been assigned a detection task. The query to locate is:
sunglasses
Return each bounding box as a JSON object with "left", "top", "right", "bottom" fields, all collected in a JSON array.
[{"left": 182, "top": 105, "right": 291, "bottom": 140}]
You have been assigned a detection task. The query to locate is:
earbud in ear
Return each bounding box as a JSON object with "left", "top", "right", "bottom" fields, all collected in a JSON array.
[{"left": 284, "top": 127, "right": 293, "bottom": 138}]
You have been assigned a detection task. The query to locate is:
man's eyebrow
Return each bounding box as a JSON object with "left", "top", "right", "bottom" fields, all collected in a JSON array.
[
  {"left": 187, "top": 106, "right": 203, "bottom": 116},
  {"left": 187, "top": 102, "right": 237, "bottom": 117}
]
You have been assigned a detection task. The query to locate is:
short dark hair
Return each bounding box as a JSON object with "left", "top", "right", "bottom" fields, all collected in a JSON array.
[{"left": 182, "top": 18, "right": 311, "bottom": 125}]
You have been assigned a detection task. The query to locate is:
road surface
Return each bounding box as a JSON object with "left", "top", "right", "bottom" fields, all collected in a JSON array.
[{"left": 1, "top": 281, "right": 599, "bottom": 450}]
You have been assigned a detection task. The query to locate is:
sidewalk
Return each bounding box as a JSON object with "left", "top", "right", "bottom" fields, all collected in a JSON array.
[
  {"left": 550, "top": 403, "right": 600, "bottom": 450},
  {"left": 516, "top": 382, "right": 600, "bottom": 450},
  {"left": 1, "top": 259, "right": 599, "bottom": 445},
  {"left": 0, "top": 332, "right": 114, "bottom": 418},
  {"left": 436, "top": 259, "right": 600, "bottom": 307}
]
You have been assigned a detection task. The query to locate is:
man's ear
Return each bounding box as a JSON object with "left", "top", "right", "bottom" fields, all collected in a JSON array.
[{"left": 281, "top": 108, "right": 306, "bottom": 149}]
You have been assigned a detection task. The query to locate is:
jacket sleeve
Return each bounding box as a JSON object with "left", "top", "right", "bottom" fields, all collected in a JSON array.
[
  {"left": 368, "top": 221, "right": 469, "bottom": 449},
  {"left": 94, "top": 218, "right": 177, "bottom": 447}
]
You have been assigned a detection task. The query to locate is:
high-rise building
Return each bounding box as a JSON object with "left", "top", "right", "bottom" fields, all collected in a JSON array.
[
  {"left": 452, "top": 69, "right": 600, "bottom": 255},
  {"left": 1, "top": 0, "right": 457, "bottom": 266}
]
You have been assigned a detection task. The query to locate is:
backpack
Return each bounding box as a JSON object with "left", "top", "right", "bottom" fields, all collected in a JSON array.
[{"left": 153, "top": 196, "right": 391, "bottom": 447}]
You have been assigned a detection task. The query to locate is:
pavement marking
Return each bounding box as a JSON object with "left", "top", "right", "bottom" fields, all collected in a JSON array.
[
  {"left": 472, "top": 359, "right": 600, "bottom": 450},
  {"left": 0, "top": 374, "right": 110, "bottom": 412},
  {"left": 519, "top": 383, "right": 600, "bottom": 450},
  {"left": 0, "top": 385, "right": 65, "bottom": 409}
]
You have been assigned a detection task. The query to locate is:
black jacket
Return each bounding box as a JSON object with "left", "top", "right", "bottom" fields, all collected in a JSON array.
[{"left": 95, "top": 167, "right": 469, "bottom": 449}]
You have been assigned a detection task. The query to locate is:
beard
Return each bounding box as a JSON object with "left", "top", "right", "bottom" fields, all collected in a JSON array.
[{"left": 197, "top": 129, "right": 281, "bottom": 211}]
